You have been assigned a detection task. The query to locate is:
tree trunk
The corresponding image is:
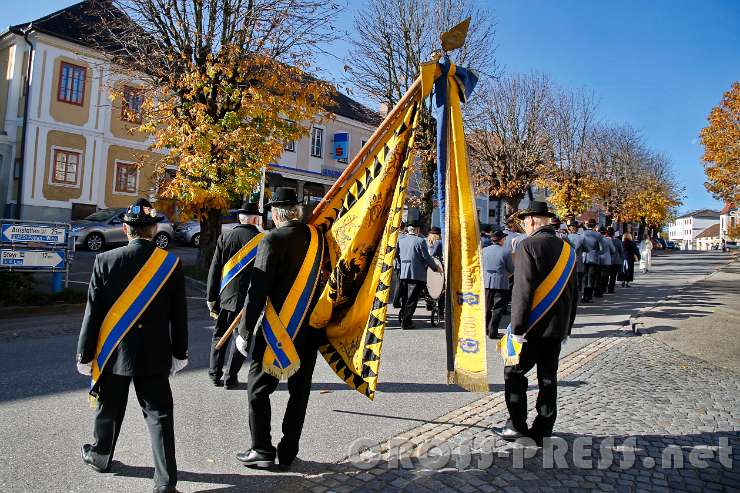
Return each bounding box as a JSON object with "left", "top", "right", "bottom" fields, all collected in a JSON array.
[
  {"left": 198, "top": 208, "right": 223, "bottom": 273},
  {"left": 504, "top": 195, "right": 522, "bottom": 218},
  {"left": 637, "top": 217, "right": 647, "bottom": 242}
]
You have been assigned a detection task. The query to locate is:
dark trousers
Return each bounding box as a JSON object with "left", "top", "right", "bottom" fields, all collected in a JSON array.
[
  {"left": 247, "top": 327, "right": 319, "bottom": 464},
  {"left": 607, "top": 264, "right": 620, "bottom": 293},
  {"left": 398, "top": 279, "right": 425, "bottom": 328},
  {"left": 504, "top": 338, "right": 561, "bottom": 438},
  {"left": 209, "top": 309, "right": 246, "bottom": 383},
  {"left": 485, "top": 288, "right": 510, "bottom": 338},
  {"left": 583, "top": 263, "right": 600, "bottom": 300},
  {"left": 575, "top": 271, "right": 585, "bottom": 295},
  {"left": 596, "top": 266, "right": 610, "bottom": 296},
  {"left": 90, "top": 373, "right": 176, "bottom": 488}
]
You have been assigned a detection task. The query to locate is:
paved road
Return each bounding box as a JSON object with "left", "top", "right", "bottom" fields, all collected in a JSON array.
[{"left": 0, "top": 251, "right": 732, "bottom": 492}]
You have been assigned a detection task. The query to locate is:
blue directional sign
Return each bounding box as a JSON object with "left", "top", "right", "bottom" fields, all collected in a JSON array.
[
  {"left": 1, "top": 223, "right": 67, "bottom": 244},
  {"left": 0, "top": 249, "right": 65, "bottom": 269}
]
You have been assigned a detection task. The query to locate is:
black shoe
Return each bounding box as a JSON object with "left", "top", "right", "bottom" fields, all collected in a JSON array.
[
  {"left": 153, "top": 486, "right": 181, "bottom": 493},
  {"left": 224, "top": 379, "right": 239, "bottom": 390},
  {"left": 209, "top": 374, "right": 224, "bottom": 387},
  {"left": 581, "top": 298, "right": 592, "bottom": 303},
  {"left": 402, "top": 323, "right": 417, "bottom": 330},
  {"left": 236, "top": 449, "right": 275, "bottom": 468},
  {"left": 81, "top": 444, "right": 110, "bottom": 473},
  {"left": 607, "top": 289, "right": 615, "bottom": 294},
  {"left": 492, "top": 422, "right": 526, "bottom": 442},
  {"left": 277, "top": 457, "right": 294, "bottom": 471}
]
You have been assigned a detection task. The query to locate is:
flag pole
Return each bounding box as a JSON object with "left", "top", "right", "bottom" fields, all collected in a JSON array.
[{"left": 310, "top": 77, "right": 423, "bottom": 221}]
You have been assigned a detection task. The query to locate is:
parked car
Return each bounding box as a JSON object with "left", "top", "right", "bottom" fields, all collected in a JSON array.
[
  {"left": 665, "top": 241, "right": 677, "bottom": 250},
  {"left": 174, "top": 210, "right": 241, "bottom": 247},
  {"left": 70, "top": 208, "right": 174, "bottom": 252},
  {"left": 726, "top": 241, "right": 739, "bottom": 250}
]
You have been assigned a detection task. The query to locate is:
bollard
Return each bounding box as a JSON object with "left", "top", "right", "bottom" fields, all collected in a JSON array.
[{"left": 51, "top": 272, "right": 63, "bottom": 294}]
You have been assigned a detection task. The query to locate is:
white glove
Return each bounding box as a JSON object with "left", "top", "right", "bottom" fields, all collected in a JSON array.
[
  {"left": 511, "top": 333, "right": 527, "bottom": 344},
  {"left": 170, "top": 357, "right": 188, "bottom": 376},
  {"left": 76, "top": 362, "right": 92, "bottom": 376},
  {"left": 207, "top": 301, "right": 216, "bottom": 312},
  {"left": 236, "top": 335, "right": 250, "bottom": 357}
]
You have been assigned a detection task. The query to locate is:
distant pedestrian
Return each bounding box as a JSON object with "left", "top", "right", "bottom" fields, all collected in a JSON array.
[
  {"left": 581, "top": 219, "right": 604, "bottom": 302},
  {"left": 620, "top": 233, "right": 640, "bottom": 287},
  {"left": 482, "top": 230, "right": 514, "bottom": 339},
  {"left": 596, "top": 226, "right": 615, "bottom": 297},
  {"left": 566, "top": 220, "right": 585, "bottom": 295},
  {"left": 396, "top": 224, "right": 442, "bottom": 330},
  {"left": 606, "top": 227, "right": 624, "bottom": 294},
  {"left": 481, "top": 225, "right": 493, "bottom": 248},
  {"left": 639, "top": 235, "right": 653, "bottom": 273}
]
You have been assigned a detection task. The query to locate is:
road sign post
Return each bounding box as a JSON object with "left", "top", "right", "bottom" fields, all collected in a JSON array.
[{"left": 0, "top": 219, "right": 73, "bottom": 292}]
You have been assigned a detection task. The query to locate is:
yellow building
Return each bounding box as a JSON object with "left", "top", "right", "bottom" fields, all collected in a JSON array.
[{"left": 0, "top": 0, "right": 378, "bottom": 221}]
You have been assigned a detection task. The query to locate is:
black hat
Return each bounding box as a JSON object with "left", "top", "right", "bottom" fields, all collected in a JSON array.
[
  {"left": 265, "top": 187, "right": 300, "bottom": 207},
  {"left": 567, "top": 219, "right": 580, "bottom": 228},
  {"left": 482, "top": 225, "right": 492, "bottom": 233},
  {"left": 586, "top": 218, "right": 597, "bottom": 228},
  {"left": 550, "top": 216, "right": 562, "bottom": 225},
  {"left": 122, "top": 198, "right": 163, "bottom": 225},
  {"left": 599, "top": 226, "right": 607, "bottom": 233},
  {"left": 429, "top": 226, "right": 441, "bottom": 234},
  {"left": 237, "top": 201, "right": 261, "bottom": 215},
  {"left": 607, "top": 226, "right": 616, "bottom": 235},
  {"left": 517, "top": 201, "right": 555, "bottom": 219},
  {"left": 491, "top": 229, "right": 508, "bottom": 241}
]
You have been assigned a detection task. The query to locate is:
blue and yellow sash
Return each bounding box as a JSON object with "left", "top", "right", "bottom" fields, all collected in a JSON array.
[
  {"left": 261, "top": 225, "right": 323, "bottom": 380},
  {"left": 90, "top": 248, "right": 179, "bottom": 398},
  {"left": 497, "top": 240, "right": 575, "bottom": 366},
  {"left": 220, "top": 232, "right": 264, "bottom": 293}
]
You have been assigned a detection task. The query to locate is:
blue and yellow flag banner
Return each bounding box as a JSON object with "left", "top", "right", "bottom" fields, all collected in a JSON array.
[
  {"left": 220, "top": 232, "right": 264, "bottom": 293},
  {"left": 423, "top": 57, "right": 487, "bottom": 393},
  {"left": 261, "top": 225, "right": 324, "bottom": 379},
  {"left": 90, "top": 248, "right": 179, "bottom": 398},
  {"left": 308, "top": 95, "right": 422, "bottom": 399},
  {"left": 497, "top": 241, "right": 576, "bottom": 366}
]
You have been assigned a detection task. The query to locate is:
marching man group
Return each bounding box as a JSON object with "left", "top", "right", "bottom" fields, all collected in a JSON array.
[{"left": 75, "top": 194, "right": 590, "bottom": 491}]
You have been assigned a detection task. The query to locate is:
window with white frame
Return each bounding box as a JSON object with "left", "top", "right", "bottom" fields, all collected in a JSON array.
[
  {"left": 51, "top": 149, "right": 81, "bottom": 185},
  {"left": 310, "top": 127, "right": 323, "bottom": 158},
  {"left": 114, "top": 161, "right": 138, "bottom": 194},
  {"left": 58, "top": 62, "right": 86, "bottom": 105}
]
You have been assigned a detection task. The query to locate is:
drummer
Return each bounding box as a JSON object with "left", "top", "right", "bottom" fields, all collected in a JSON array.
[
  {"left": 482, "top": 229, "right": 514, "bottom": 339},
  {"left": 396, "top": 224, "right": 442, "bottom": 330},
  {"left": 426, "top": 226, "right": 444, "bottom": 318}
]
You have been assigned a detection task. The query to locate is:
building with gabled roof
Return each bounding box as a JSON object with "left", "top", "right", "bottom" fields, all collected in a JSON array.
[
  {"left": 668, "top": 209, "right": 720, "bottom": 250},
  {"left": 0, "top": 0, "right": 379, "bottom": 222}
]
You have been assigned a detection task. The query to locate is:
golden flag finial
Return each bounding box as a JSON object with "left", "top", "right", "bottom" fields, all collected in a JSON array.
[{"left": 440, "top": 17, "right": 471, "bottom": 52}]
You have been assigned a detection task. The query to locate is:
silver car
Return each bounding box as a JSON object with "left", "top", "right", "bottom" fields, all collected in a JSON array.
[
  {"left": 70, "top": 208, "right": 174, "bottom": 252},
  {"left": 174, "top": 210, "right": 240, "bottom": 247}
]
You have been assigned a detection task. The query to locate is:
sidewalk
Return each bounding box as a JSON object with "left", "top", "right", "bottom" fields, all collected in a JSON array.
[{"left": 279, "top": 257, "right": 740, "bottom": 493}]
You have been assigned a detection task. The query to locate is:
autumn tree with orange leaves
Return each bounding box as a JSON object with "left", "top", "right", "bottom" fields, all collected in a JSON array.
[
  {"left": 93, "top": 0, "right": 337, "bottom": 269},
  {"left": 700, "top": 81, "right": 740, "bottom": 205}
]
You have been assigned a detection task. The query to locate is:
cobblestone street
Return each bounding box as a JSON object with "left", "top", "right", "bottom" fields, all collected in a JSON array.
[{"left": 286, "top": 334, "right": 739, "bottom": 492}]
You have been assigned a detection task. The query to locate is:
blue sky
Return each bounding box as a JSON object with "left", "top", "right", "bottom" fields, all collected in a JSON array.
[{"left": 5, "top": 1, "right": 739, "bottom": 212}]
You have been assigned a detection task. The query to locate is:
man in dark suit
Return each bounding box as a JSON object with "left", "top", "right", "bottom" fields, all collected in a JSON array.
[
  {"left": 206, "top": 201, "right": 262, "bottom": 388},
  {"left": 492, "top": 201, "right": 578, "bottom": 446},
  {"left": 581, "top": 219, "right": 604, "bottom": 303},
  {"left": 76, "top": 198, "right": 188, "bottom": 493},
  {"left": 606, "top": 226, "right": 624, "bottom": 294},
  {"left": 482, "top": 230, "right": 514, "bottom": 339},
  {"left": 234, "top": 188, "right": 321, "bottom": 470},
  {"left": 396, "top": 223, "right": 442, "bottom": 330}
]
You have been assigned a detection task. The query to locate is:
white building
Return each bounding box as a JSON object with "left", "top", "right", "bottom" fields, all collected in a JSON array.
[
  {"left": 719, "top": 203, "right": 738, "bottom": 241},
  {"left": 0, "top": 0, "right": 377, "bottom": 222},
  {"left": 668, "top": 209, "right": 721, "bottom": 250}
]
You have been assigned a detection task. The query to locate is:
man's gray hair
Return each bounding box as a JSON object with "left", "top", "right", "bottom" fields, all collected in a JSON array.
[{"left": 272, "top": 205, "right": 302, "bottom": 223}]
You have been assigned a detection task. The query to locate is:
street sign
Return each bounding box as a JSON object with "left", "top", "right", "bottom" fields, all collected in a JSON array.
[
  {"left": 0, "top": 249, "right": 65, "bottom": 269},
  {"left": 1, "top": 223, "right": 67, "bottom": 244}
]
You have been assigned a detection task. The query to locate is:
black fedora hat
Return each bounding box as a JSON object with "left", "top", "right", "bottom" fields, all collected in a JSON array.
[
  {"left": 491, "top": 229, "right": 508, "bottom": 241},
  {"left": 122, "top": 198, "right": 163, "bottom": 225},
  {"left": 265, "top": 187, "right": 300, "bottom": 207},
  {"left": 517, "top": 201, "right": 555, "bottom": 219},
  {"left": 429, "top": 226, "right": 441, "bottom": 234},
  {"left": 237, "top": 201, "right": 261, "bottom": 215},
  {"left": 586, "top": 218, "right": 597, "bottom": 228}
]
